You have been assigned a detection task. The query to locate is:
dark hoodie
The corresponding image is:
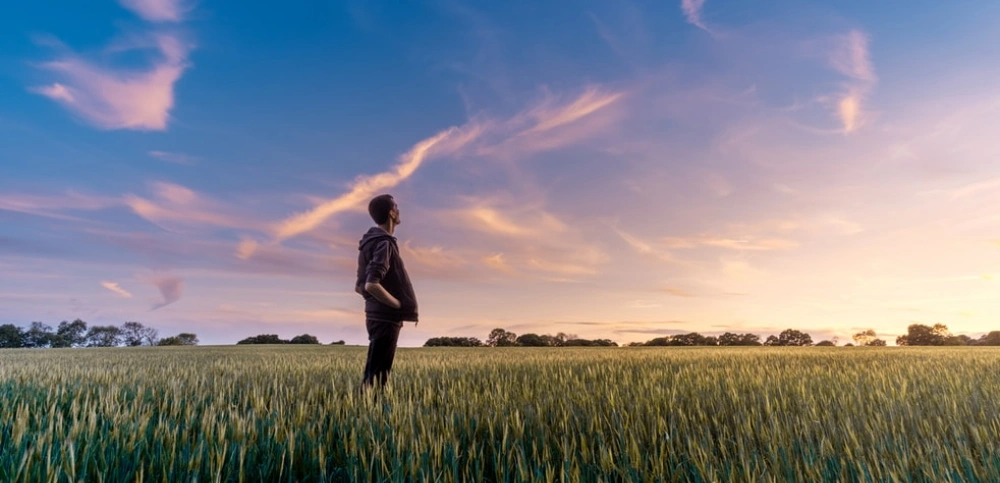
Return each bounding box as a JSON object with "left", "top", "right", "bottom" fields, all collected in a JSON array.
[{"left": 356, "top": 227, "right": 418, "bottom": 322}]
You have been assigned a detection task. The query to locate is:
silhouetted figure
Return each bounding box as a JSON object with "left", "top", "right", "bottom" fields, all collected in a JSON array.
[{"left": 355, "top": 194, "right": 418, "bottom": 391}]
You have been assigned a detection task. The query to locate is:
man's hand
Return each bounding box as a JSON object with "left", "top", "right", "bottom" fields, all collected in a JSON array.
[{"left": 365, "top": 282, "right": 401, "bottom": 309}]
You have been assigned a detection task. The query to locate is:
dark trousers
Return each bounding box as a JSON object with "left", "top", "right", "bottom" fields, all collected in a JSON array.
[{"left": 362, "top": 317, "right": 403, "bottom": 389}]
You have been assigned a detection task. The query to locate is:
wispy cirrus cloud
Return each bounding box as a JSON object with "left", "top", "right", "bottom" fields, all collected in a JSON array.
[
  {"left": 32, "top": 34, "right": 191, "bottom": 131},
  {"left": 0, "top": 191, "right": 119, "bottom": 220},
  {"left": 101, "top": 281, "right": 133, "bottom": 298},
  {"left": 266, "top": 125, "right": 485, "bottom": 247},
  {"left": 149, "top": 150, "right": 198, "bottom": 165},
  {"left": 680, "top": 0, "right": 709, "bottom": 32},
  {"left": 31, "top": 0, "right": 194, "bottom": 130},
  {"left": 245, "top": 85, "right": 625, "bottom": 259},
  {"left": 119, "top": 0, "right": 190, "bottom": 22},
  {"left": 479, "top": 86, "right": 625, "bottom": 158},
  {"left": 827, "top": 30, "right": 877, "bottom": 133},
  {"left": 144, "top": 273, "right": 183, "bottom": 309},
  {"left": 124, "top": 181, "right": 253, "bottom": 231}
]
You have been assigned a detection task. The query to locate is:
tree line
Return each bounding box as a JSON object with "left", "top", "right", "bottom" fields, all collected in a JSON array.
[
  {"left": 424, "top": 328, "right": 618, "bottom": 347},
  {"left": 425, "top": 324, "right": 1000, "bottom": 348},
  {"left": 0, "top": 320, "right": 197, "bottom": 348},
  {"left": 236, "top": 334, "right": 345, "bottom": 345}
]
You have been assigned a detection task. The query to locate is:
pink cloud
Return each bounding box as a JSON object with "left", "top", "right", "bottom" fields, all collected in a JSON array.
[
  {"left": 32, "top": 34, "right": 191, "bottom": 131},
  {"left": 118, "top": 0, "right": 190, "bottom": 22},
  {"left": 101, "top": 281, "right": 133, "bottom": 298},
  {"left": 149, "top": 150, "right": 198, "bottom": 165},
  {"left": 680, "top": 0, "right": 709, "bottom": 32},
  {"left": 145, "top": 273, "right": 183, "bottom": 309},
  {"left": 0, "top": 191, "right": 119, "bottom": 220},
  {"left": 266, "top": 125, "right": 485, "bottom": 246},
  {"left": 827, "top": 30, "right": 877, "bottom": 133},
  {"left": 124, "top": 181, "right": 254, "bottom": 230}
]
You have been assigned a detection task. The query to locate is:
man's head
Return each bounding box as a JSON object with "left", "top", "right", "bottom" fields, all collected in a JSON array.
[{"left": 368, "top": 194, "right": 400, "bottom": 226}]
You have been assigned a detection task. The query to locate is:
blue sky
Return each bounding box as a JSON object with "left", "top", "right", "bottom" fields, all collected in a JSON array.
[{"left": 3, "top": 0, "right": 1000, "bottom": 346}]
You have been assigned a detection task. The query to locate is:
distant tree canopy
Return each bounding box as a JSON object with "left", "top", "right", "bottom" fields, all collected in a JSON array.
[
  {"left": 0, "top": 320, "right": 194, "bottom": 349},
  {"left": 896, "top": 324, "right": 950, "bottom": 346},
  {"left": 486, "top": 328, "right": 518, "bottom": 347},
  {"left": 290, "top": 334, "right": 321, "bottom": 345},
  {"left": 717, "top": 332, "right": 762, "bottom": 346},
  {"left": 426, "top": 329, "right": 615, "bottom": 348},
  {"left": 158, "top": 333, "right": 199, "bottom": 346},
  {"left": 424, "top": 337, "right": 483, "bottom": 347},
  {"left": 852, "top": 329, "right": 888, "bottom": 347},
  {"left": 764, "top": 329, "right": 813, "bottom": 347},
  {"left": 237, "top": 334, "right": 321, "bottom": 345}
]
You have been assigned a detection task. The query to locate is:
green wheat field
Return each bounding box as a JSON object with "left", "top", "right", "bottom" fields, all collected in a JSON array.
[{"left": 2, "top": 346, "right": 999, "bottom": 482}]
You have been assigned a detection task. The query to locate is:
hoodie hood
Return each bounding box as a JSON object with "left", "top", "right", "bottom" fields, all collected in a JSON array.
[{"left": 359, "top": 227, "right": 395, "bottom": 250}]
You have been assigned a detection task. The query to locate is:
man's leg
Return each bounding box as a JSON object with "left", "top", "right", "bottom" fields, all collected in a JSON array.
[{"left": 362, "top": 318, "right": 402, "bottom": 389}]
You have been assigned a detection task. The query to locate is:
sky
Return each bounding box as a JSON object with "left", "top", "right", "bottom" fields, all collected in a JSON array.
[{"left": 2, "top": 0, "right": 1000, "bottom": 347}]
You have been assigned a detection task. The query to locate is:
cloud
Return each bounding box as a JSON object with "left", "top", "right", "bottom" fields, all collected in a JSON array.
[
  {"left": 101, "top": 281, "right": 133, "bottom": 298},
  {"left": 664, "top": 235, "right": 800, "bottom": 251},
  {"left": 827, "top": 30, "right": 876, "bottom": 133},
  {"left": 680, "top": 0, "right": 709, "bottom": 32},
  {"left": 950, "top": 177, "right": 1000, "bottom": 200},
  {"left": 119, "top": 0, "right": 190, "bottom": 22},
  {"left": 268, "top": 125, "right": 485, "bottom": 246},
  {"left": 450, "top": 201, "right": 568, "bottom": 239},
  {"left": 235, "top": 237, "right": 258, "bottom": 260},
  {"left": 145, "top": 273, "right": 183, "bottom": 309},
  {"left": 0, "top": 191, "right": 119, "bottom": 220},
  {"left": 612, "top": 226, "right": 676, "bottom": 262},
  {"left": 32, "top": 33, "right": 191, "bottom": 131},
  {"left": 124, "top": 181, "right": 251, "bottom": 230},
  {"left": 256, "top": 86, "right": 623, "bottom": 254},
  {"left": 399, "top": 241, "right": 472, "bottom": 280},
  {"left": 149, "top": 150, "right": 198, "bottom": 165},
  {"left": 480, "top": 86, "right": 626, "bottom": 158}
]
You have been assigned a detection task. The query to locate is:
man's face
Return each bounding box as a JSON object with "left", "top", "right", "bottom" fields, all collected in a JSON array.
[{"left": 391, "top": 202, "right": 401, "bottom": 225}]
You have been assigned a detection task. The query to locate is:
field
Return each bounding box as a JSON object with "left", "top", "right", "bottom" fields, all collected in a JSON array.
[{"left": 1, "top": 346, "right": 999, "bottom": 482}]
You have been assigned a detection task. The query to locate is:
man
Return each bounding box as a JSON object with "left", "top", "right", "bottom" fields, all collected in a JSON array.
[{"left": 356, "top": 194, "right": 418, "bottom": 390}]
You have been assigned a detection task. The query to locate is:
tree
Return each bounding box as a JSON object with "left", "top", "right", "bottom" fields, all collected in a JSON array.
[
  {"left": 23, "top": 321, "right": 54, "bottom": 348},
  {"left": 158, "top": 333, "right": 199, "bottom": 346},
  {"left": 329, "top": 340, "right": 346, "bottom": 345},
  {"left": 177, "top": 333, "right": 198, "bottom": 345},
  {"left": 120, "top": 321, "right": 158, "bottom": 346},
  {"left": 563, "top": 338, "right": 618, "bottom": 347},
  {"left": 897, "top": 324, "right": 949, "bottom": 346},
  {"left": 52, "top": 319, "right": 88, "bottom": 348},
  {"left": 237, "top": 334, "right": 285, "bottom": 344},
  {"left": 718, "top": 332, "right": 762, "bottom": 346},
  {"left": 0, "top": 324, "right": 25, "bottom": 348},
  {"left": 515, "top": 333, "right": 548, "bottom": 347},
  {"left": 852, "top": 329, "right": 885, "bottom": 347},
  {"left": 765, "top": 329, "right": 813, "bottom": 346},
  {"left": 86, "top": 325, "right": 122, "bottom": 347},
  {"left": 981, "top": 331, "right": 1000, "bottom": 346},
  {"left": 290, "top": 334, "right": 320, "bottom": 344},
  {"left": 852, "top": 329, "right": 877, "bottom": 346},
  {"left": 551, "top": 332, "right": 577, "bottom": 346},
  {"left": 486, "top": 328, "right": 517, "bottom": 347},
  {"left": 424, "top": 337, "right": 483, "bottom": 347},
  {"left": 815, "top": 340, "right": 835, "bottom": 346},
  {"left": 668, "top": 332, "right": 717, "bottom": 346}
]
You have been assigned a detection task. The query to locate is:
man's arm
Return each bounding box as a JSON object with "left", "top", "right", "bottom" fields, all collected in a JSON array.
[
  {"left": 365, "top": 282, "right": 401, "bottom": 309},
  {"left": 364, "top": 239, "right": 401, "bottom": 309}
]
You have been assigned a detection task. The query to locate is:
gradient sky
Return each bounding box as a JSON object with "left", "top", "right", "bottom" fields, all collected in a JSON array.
[{"left": 3, "top": 0, "right": 1000, "bottom": 346}]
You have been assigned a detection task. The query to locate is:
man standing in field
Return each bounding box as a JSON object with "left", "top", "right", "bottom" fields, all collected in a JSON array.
[{"left": 355, "top": 194, "right": 418, "bottom": 391}]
